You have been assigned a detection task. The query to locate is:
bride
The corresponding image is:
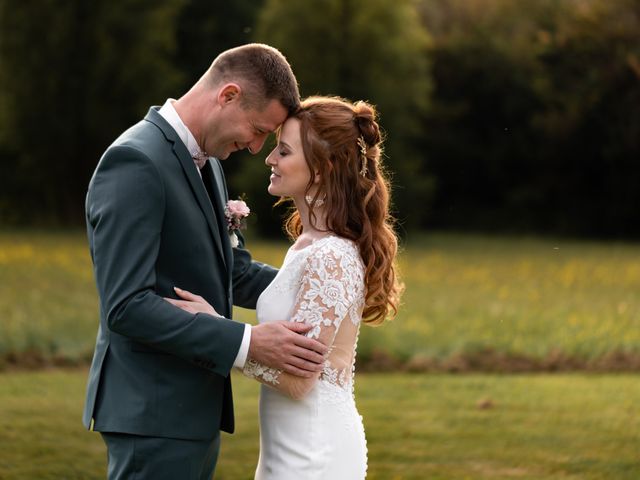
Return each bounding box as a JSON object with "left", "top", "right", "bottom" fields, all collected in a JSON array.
[{"left": 168, "top": 96, "right": 402, "bottom": 479}]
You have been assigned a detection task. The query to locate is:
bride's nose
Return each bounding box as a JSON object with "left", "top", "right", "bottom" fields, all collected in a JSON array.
[{"left": 265, "top": 151, "right": 275, "bottom": 167}]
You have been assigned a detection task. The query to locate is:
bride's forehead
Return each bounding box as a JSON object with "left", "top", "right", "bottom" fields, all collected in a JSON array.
[{"left": 279, "top": 118, "right": 302, "bottom": 141}]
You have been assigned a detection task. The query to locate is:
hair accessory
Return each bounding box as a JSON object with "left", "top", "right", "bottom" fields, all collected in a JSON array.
[
  {"left": 305, "top": 194, "right": 325, "bottom": 207},
  {"left": 357, "top": 136, "right": 368, "bottom": 177}
]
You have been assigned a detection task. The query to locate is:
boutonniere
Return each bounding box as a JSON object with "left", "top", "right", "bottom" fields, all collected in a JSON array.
[{"left": 224, "top": 198, "right": 250, "bottom": 248}]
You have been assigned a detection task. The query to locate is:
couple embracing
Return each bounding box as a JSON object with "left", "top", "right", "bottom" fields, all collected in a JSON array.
[{"left": 83, "top": 43, "right": 402, "bottom": 479}]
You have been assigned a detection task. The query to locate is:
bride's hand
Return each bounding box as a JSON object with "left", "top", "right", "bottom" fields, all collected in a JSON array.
[{"left": 164, "top": 287, "right": 220, "bottom": 316}]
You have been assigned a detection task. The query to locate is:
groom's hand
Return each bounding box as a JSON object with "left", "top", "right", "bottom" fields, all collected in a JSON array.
[{"left": 249, "top": 322, "right": 328, "bottom": 378}]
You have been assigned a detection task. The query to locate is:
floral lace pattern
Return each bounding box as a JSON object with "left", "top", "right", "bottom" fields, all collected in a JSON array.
[
  {"left": 243, "top": 358, "right": 281, "bottom": 385},
  {"left": 292, "top": 242, "right": 363, "bottom": 332}
]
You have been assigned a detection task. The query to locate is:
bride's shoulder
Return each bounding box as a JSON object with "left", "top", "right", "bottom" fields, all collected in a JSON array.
[
  {"left": 327, "top": 234, "right": 358, "bottom": 250},
  {"left": 308, "top": 235, "right": 362, "bottom": 264},
  {"left": 304, "top": 237, "right": 364, "bottom": 291}
]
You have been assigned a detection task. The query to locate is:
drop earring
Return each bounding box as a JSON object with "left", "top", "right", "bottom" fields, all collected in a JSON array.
[{"left": 305, "top": 194, "right": 325, "bottom": 207}]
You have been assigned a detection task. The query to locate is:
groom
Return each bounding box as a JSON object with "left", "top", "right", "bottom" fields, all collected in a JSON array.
[{"left": 83, "top": 44, "right": 327, "bottom": 479}]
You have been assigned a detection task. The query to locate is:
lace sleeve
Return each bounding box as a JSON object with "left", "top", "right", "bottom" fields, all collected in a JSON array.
[{"left": 242, "top": 239, "right": 364, "bottom": 399}]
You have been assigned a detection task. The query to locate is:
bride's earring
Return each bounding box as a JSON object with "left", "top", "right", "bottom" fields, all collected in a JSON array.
[{"left": 305, "top": 194, "right": 325, "bottom": 207}]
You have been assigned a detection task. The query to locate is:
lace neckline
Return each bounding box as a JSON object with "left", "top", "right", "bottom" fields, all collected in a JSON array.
[{"left": 289, "top": 234, "right": 336, "bottom": 252}]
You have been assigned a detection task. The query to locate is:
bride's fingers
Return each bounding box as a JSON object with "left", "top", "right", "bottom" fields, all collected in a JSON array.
[
  {"left": 173, "top": 287, "right": 204, "bottom": 302},
  {"left": 165, "top": 298, "right": 195, "bottom": 311}
]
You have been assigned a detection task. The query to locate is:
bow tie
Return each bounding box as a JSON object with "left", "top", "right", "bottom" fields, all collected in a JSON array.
[{"left": 192, "top": 149, "right": 209, "bottom": 169}]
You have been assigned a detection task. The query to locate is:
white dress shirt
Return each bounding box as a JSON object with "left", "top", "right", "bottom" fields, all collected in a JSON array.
[{"left": 158, "top": 99, "right": 251, "bottom": 369}]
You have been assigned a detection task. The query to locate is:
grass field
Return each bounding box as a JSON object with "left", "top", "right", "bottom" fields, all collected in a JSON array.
[
  {"left": 1, "top": 230, "right": 639, "bottom": 371},
  {"left": 0, "top": 369, "right": 638, "bottom": 479}
]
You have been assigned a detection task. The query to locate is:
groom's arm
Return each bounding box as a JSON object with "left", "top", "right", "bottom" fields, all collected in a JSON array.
[{"left": 87, "top": 145, "right": 244, "bottom": 377}]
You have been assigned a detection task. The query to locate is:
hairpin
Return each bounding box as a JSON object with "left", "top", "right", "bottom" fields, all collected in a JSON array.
[{"left": 357, "top": 136, "right": 368, "bottom": 177}]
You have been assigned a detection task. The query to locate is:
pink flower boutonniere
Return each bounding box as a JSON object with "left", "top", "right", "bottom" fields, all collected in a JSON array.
[{"left": 224, "top": 199, "right": 250, "bottom": 248}]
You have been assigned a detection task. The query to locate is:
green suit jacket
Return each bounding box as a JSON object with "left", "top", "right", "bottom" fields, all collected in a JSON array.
[{"left": 83, "top": 107, "right": 276, "bottom": 440}]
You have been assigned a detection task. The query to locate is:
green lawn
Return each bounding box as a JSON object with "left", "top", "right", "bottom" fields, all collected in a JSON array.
[
  {"left": 1, "top": 230, "right": 638, "bottom": 370},
  {"left": 0, "top": 369, "right": 638, "bottom": 479}
]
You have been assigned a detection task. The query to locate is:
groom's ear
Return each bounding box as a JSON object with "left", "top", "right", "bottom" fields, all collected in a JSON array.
[{"left": 218, "top": 83, "right": 241, "bottom": 106}]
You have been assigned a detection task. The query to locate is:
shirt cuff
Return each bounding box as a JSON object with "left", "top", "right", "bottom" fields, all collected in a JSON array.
[{"left": 232, "top": 323, "right": 251, "bottom": 369}]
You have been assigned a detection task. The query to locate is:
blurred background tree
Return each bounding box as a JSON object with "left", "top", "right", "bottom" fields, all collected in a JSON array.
[
  {"left": 0, "top": 0, "right": 185, "bottom": 224},
  {"left": 418, "top": 0, "right": 640, "bottom": 236},
  {"left": 0, "top": 0, "right": 638, "bottom": 238},
  {"left": 246, "top": 0, "right": 433, "bottom": 235},
  {"left": 174, "top": 0, "right": 263, "bottom": 87}
]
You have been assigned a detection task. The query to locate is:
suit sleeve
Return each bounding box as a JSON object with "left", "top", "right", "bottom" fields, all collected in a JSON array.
[{"left": 87, "top": 145, "right": 244, "bottom": 376}]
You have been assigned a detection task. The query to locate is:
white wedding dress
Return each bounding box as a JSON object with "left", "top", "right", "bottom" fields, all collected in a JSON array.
[{"left": 243, "top": 235, "right": 368, "bottom": 479}]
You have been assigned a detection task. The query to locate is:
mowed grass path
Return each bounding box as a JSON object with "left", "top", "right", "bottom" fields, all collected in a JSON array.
[
  {"left": 1, "top": 230, "right": 638, "bottom": 369},
  {"left": 0, "top": 369, "right": 638, "bottom": 479}
]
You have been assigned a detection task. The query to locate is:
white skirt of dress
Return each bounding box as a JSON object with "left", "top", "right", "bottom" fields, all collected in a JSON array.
[{"left": 255, "top": 381, "right": 367, "bottom": 480}]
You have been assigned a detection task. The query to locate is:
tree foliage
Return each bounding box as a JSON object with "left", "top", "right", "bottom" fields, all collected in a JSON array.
[
  {"left": 174, "top": 0, "right": 264, "bottom": 88},
  {"left": 419, "top": 0, "right": 640, "bottom": 236},
  {"left": 0, "top": 0, "right": 638, "bottom": 237},
  {"left": 250, "top": 0, "right": 433, "bottom": 232},
  {"left": 0, "top": 0, "right": 185, "bottom": 224}
]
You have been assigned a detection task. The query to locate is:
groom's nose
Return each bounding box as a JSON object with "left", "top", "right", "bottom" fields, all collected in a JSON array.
[{"left": 248, "top": 134, "right": 268, "bottom": 155}]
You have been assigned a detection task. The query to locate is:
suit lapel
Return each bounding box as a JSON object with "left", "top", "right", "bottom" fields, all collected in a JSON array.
[
  {"left": 144, "top": 108, "right": 227, "bottom": 271},
  {"left": 207, "top": 158, "right": 234, "bottom": 283}
]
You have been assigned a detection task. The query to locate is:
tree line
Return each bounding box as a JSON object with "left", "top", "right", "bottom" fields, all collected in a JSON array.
[{"left": 0, "top": 0, "right": 638, "bottom": 238}]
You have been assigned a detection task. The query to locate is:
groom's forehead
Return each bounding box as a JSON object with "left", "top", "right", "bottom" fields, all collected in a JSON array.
[{"left": 252, "top": 100, "right": 288, "bottom": 132}]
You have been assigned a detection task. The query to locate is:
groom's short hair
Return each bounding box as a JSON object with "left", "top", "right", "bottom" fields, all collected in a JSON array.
[{"left": 205, "top": 43, "right": 300, "bottom": 115}]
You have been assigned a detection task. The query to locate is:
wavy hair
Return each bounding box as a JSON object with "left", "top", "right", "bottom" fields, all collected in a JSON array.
[{"left": 280, "top": 96, "right": 403, "bottom": 325}]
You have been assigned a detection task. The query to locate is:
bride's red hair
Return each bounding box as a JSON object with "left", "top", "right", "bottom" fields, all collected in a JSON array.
[{"left": 280, "top": 96, "right": 403, "bottom": 325}]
